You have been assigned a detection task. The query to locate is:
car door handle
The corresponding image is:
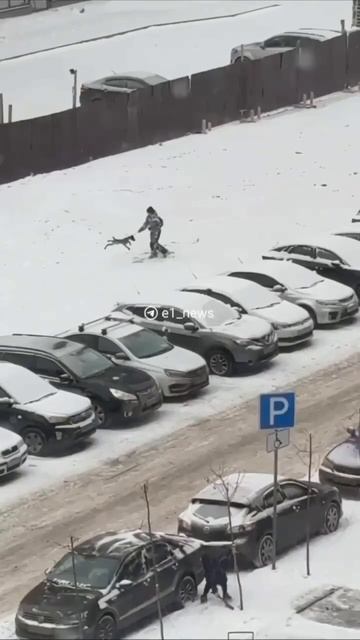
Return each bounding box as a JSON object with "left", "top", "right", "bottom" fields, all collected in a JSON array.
[{"left": 292, "top": 504, "right": 300, "bottom": 511}]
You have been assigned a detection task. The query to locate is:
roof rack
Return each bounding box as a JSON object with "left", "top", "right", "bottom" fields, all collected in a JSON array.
[{"left": 77, "top": 314, "right": 134, "bottom": 334}]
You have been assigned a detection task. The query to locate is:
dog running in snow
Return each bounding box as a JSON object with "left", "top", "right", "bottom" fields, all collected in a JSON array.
[{"left": 104, "top": 235, "right": 136, "bottom": 251}]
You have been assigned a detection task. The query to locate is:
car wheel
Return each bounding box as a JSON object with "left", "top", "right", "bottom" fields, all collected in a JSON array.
[
  {"left": 95, "top": 615, "right": 118, "bottom": 640},
  {"left": 254, "top": 533, "right": 274, "bottom": 568},
  {"left": 207, "top": 349, "right": 234, "bottom": 376},
  {"left": 175, "top": 575, "right": 197, "bottom": 608},
  {"left": 321, "top": 501, "right": 341, "bottom": 534},
  {"left": 22, "top": 428, "right": 48, "bottom": 456},
  {"left": 92, "top": 400, "right": 109, "bottom": 427}
]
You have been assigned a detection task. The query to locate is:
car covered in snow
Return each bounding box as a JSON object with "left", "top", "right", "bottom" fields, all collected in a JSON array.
[
  {"left": 230, "top": 28, "right": 342, "bottom": 63},
  {"left": 263, "top": 235, "right": 360, "bottom": 300},
  {"left": 223, "top": 258, "right": 359, "bottom": 326},
  {"left": 15, "top": 529, "right": 204, "bottom": 640},
  {"left": 114, "top": 291, "right": 278, "bottom": 376},
  {"left": 80, "top": 71, "right": 167, "bottom": 104},
  {"left": 0, "top": 334, "right": 162, "bottom": 429},
  {"left": 0, "top": 361, "right": 97, "bottom": 456},
  {"left": 319, "top": 428, "right": 360, "bottom": 495},
  {"left": 178, "top": 473, "right": 342, "bottom": 568},
  {"left": 0, "top": 426, "right": 27, "bottom": 478},
  {"left": 60, "top": 314, "right": 209, "bottom": 399},
  {"left": 180, "top": 276, "right": 314, "bottom": 347}
]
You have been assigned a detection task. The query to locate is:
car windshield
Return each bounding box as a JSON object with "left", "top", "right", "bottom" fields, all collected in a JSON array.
[
  {"left": 48, "top": 553, "right": 119, "bottom": 590},
  {"left": 232, "top": 283, "right": 281, "bottom": 311},
  {"left": 0, "top": 365, "right": 56, "bottom": 405},
  {"left": 119, "top": 328, "right": 173, "bottom": 359},
  {"left": 61, "top": 345, "right": 113, "bottom": 378},
  {"left": 193, "top": 297, "right": 239, "bottom": 328},
  {"left": 268, "top": 263, "right": 323, "bottom": 289}
]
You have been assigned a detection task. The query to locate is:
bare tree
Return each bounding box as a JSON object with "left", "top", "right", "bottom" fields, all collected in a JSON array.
[
  {"left": 143, "top": 482, "right": 164, "bottom": 640},
  {"left": 209, "top": 467, "right": 244, "bottom": 610},
  {"left": 293, "top": 431, "right": 321, "bottom": 577}
]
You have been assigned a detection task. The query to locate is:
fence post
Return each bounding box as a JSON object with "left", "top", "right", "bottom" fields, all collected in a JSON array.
[
  {"left": 240, "top": 44, "right": 244, "bottom": 62},
  {"left": 8, "top": 104, "right": 12, "bottom": 123},
  {"left": 201, "top": 118, "right": 207, "bottom": 134},
  {"left": 256, "top": 105, "right": 261, "bottom": 120},
  {"left": 341, "top": 18, "right": 346, "bottom": 33},
  {"left": 0, "top": 94, "right": 3, "bottom": 125}
]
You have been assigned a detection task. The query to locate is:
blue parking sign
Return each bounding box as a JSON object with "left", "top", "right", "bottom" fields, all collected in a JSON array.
[{"left": 260, "top": 393, "right": 296, "bottom": 429}]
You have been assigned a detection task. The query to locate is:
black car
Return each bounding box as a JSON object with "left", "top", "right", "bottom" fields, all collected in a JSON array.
[
  {"left": 319, "top": 429, "right": 360, "bottom": 496},
  {"left": 15, "top": 529, "right": 204, "bottom": 640},
  {"left": 0, "top": 335, "right": 162, "bottom": 427},
  {"left": 263, "top": 235, "right": 360, "bottom": 298},
  {"left": 178, "top": 473, "right": 342, "bottom": 568}
]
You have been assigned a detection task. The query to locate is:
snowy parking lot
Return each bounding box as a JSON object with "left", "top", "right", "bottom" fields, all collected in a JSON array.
[{"left": 1, "top": 0, "right": 360, "bottom": 638}]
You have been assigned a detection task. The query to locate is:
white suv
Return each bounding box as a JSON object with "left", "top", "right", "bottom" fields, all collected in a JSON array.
[
  {"left": 60, "top": 315, "right": 209, "bottom": 399},
  {"left": 0, "top": 428, "right": 27, "bottom": 478}
]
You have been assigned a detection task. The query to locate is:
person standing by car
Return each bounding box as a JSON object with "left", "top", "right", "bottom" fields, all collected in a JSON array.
[
  {"left": 200, "top": 545, "right": 232, "bottom": 603},
  {"left": 138, "top": 206, "right": 169, "bottom": 258}
]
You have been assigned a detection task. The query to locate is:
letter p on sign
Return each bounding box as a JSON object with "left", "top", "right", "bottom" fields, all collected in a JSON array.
[{"left": 259, "top": 393, "right": 296, "bottom": 430}]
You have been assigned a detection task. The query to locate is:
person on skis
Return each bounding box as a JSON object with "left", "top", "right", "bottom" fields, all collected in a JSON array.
[
  {"left": 200, "top": 546, "right": 232, "bottom": 604},
  {"left": 138, "top": 206, "right": 169, "bottom": 258}
]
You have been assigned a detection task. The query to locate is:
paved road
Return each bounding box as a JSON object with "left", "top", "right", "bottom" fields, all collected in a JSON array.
[{"left": 0, "top": 352, "right": 358, "bottom": 616}]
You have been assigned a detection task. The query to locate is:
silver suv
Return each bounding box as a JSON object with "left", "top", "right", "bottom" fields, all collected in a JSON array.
[{"left": 60, "top": 315, "right": 209, "bottom": 399}]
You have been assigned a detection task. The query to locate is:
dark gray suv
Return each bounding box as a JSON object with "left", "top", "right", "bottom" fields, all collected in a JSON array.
[{"left": 114, "top": 291, "right": 278, "bottom": 376}]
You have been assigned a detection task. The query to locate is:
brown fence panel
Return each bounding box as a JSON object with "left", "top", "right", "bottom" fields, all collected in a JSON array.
[
  {"left": 347, "top": 29, "right": 360, "bottom": 86},
  {"left": 27, "top": 114, "right": 54, "bottom": 174},
  {"left": 190, "top": 64, "right": 244, "bottom": 129},
  {"left": 51, "top": 109, "right": 80, "bottom": 169},
  {"left": 0, "top": 119, "right": 32, "bottom": 183},
  {"left": 135, "top": 83, "right": 168, "bottom": 147},
  {"left": 155, "top": 77, "right": 194, "bottom": 140},
  {"left": 296, "top": 35, "right": 346, "bottom": 100},
  {"left": 77, "top": 93, "right": 129, "bottom": 162}
]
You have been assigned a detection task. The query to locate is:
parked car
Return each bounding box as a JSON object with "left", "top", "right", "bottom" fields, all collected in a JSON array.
[
  {"left": 80, "top": 71, "right": 167, "bottom": 104},
  {"left": 15, "top": 529, "right": 204, "bottom": 640},
  {"left": 59, "top": 314, "right": 209, "bottom": 399},
  {"left": 0, "top": 425, "right": 27, "bottom": 477},
  {"left": 114, "top": 291, "right": 278, "bottom": 376},
  {"left": 319, "top": 428, "right": 360, "bottom": 495},
  {"left": 0, "top": 335, "right": 162, "bottom": 428},
  {"left": 224, "top": 258, "right": 359, "bottom": 326},
  {"left": 231, "top": 28, "right": 341, "bottom": 63},
  {"left": 0, "top": 361, "right": 97, "bottom": 456},
  {"left": 178, "top": 473, "right": 342, "bottom": 568},
  {"left": 263, "top": 236, "right": 360, "bottom": 299},
  {"left": 180, "top": 276, "right": 314, "bottom": 347},
  {"left": 332, "top": 227, "right": 360, "bottom": 242}
]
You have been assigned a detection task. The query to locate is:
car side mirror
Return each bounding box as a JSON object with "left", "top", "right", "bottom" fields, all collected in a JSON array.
[
  {"left": 234, "top": 306, "right": 243, "bottom": 317},
  {"left": 0, "top": 397, "right": 14, "bottom": 406},
  {"left": 59, "top": 373, "right": 72, "bottom": 382},
  {"left": 113, "top": 352, "right": 128, "bottom": 361},
  {"left": 331, "top": 261, "right": 341, "bottom": 268},
  {"left": 272, "top": 285, "right": 285, "bottom": 293},
  {"left": 162, "top": 326, "right": 169, "bottom": 334},
  {"left": 184, "top": 321, "right": 198, "bottom": 332},
  {"left": 116, "top": 579, "right": 132, "bottom": 589}
]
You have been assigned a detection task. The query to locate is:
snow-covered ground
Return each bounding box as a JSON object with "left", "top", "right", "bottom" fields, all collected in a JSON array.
[
  {"left": 1, "top": 90, "right": 360, "bottom": 509},
  {"left": 0, "top": 0, "right": 352, "bottom": 119},
  {"left": 0, "top": 0, "right": 273, "bottom": 58},
  {"left": 2, "top": 496, "right": 360, "bottom": 639}
]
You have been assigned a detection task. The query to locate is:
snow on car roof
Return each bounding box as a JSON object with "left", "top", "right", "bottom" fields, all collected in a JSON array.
[
  {"left": 182, "top": 275, "right": 279, "bottom": 308},
  {"left": 282, "top": 28, "right": 341, "bottom": 40},
  {"left": 193, "top": 473, "right": 274, "bottom": 505},
  {"left": 272, "top": 234, "right": 360, "bottom": 266},
  {"left": 120, "top": 290, "right": 238, "bottom": 315}
]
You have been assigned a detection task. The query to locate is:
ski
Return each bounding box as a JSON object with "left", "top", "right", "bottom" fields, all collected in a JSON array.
[{"left": 215, "top": 594, "right": 234, "bottom": 609}]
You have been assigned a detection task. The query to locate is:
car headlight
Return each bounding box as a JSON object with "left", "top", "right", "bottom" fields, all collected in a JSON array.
[
  {"left": 178, "top": 517, "right": 191, "bottom": 531},
  {"left": 226, "top": 522, "right": 255, "bottom": 534},
  {"left": 233, "top": 339, "right": 252, "bottom": 347},
  {"left": 110, "top": 388, "right": 137, "bottom": 401},
  {"left": 318, "top": 300, "right": 338, "bottom": 307},
  {"left": 47, "top": 416, "right": 69, "bottom": 424},
  {"left": 165, "top": 369, "right": 188, "bottom": 378}
]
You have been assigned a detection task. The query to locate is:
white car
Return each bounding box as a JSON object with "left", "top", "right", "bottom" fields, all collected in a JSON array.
[
  {"left": 0, "top": 362, "right": 97, "bottom": 455},
  {"left": 114, "top": 291, "right": 278, "bottom": 376},
  {"left": 60, "top": 314, "right": 209, "bottom": 399},
  {"left": 181, "top": 276, "right": 313, "bottom": 347},
  {"left": 0, "top": 427, "right": 27, "bottom": 478},
  {"left": 223, "top": 259, "right": 359, "bottom": 326}
]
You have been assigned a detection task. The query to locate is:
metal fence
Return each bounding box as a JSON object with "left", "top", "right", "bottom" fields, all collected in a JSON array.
[{"left": 1, "top": 30, "right": 360, "bottom": 185}]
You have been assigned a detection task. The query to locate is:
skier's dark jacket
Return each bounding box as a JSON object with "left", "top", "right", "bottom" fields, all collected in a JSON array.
[
  {"left": 202, "top": 552, "right": 227, "bottom": 586},
  {"left": 138, "top": 212, "right": 163, "bottom": 233}
]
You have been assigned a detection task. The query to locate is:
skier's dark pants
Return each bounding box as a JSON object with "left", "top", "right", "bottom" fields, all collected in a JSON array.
[
  {"left": 150, "top": 229, "right": 167, "bottom": 255},
  {"left": 202, "top": 573, "right": 227, "bottom": 598}
]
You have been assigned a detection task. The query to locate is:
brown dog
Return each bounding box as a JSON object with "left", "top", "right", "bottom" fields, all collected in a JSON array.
[{"left": 104, "top": 235, "right": 135, "bottom": 251}]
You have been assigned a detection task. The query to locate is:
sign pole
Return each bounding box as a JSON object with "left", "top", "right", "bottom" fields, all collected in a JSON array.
[{"left": 272, "top": 430, "right": 279, "bottom": 570}]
